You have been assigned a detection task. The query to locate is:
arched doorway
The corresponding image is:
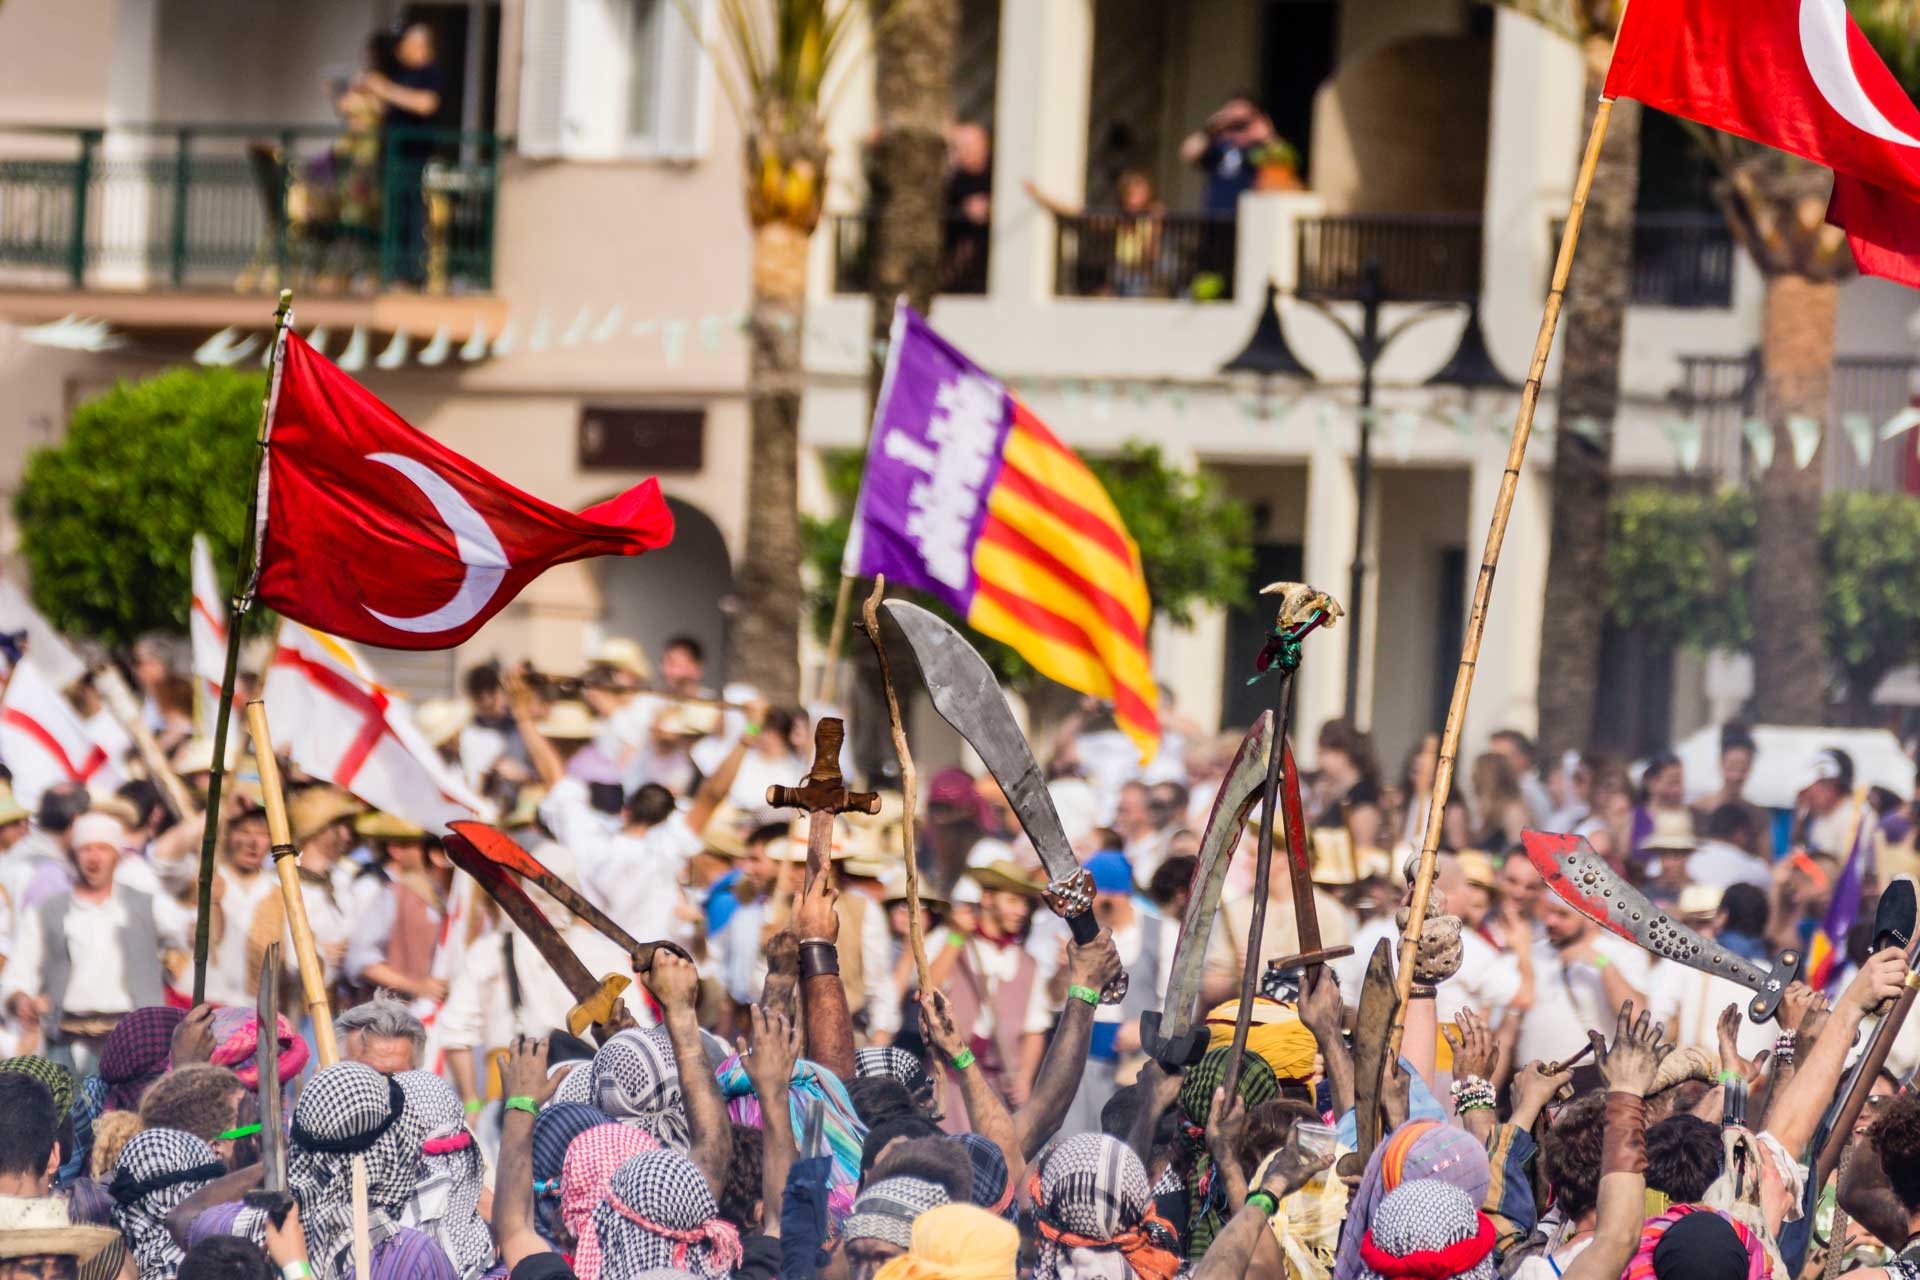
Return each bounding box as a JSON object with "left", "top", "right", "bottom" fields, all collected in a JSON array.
[{"left": 594, "top": 496, "right": 733, "bottom": 682}]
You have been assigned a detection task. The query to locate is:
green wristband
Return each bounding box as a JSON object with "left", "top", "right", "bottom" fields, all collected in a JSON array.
[
  {"left": 1067, "top": 984, "right": 1101, "bottom": 1007},
  {"left": 281, "top": 1262, "right": 313, "bottom": 1280},
  {"left": 1717, "top": 1070, "right": 1742, "bottom": 1085},
  {"left": 215, "top": 1122, "right": 263, "bottom": 1141},
  {"left": 1245, "top": 1189, "right": 1280, "bottom": 1217},
  {"left": 949, "top": 1048, "right": 976, "bottom": 1071},
  {"left": 504, "top": 1095, "right": 540, "bottom": 1116},
  {"left": 463, "top": 1099, "right": 484, "bottom": 1114}
]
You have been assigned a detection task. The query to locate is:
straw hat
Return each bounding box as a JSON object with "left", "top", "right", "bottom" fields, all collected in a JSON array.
[
  {"left": 0, "top": 786, "right": 27, "bottom": 828},
  {"left": 1454, "top": 850, "right": 1499, "bottom": 893},
  {"left": 291, "top": 786, "right": 365, "bottom": 844},
  {"left": 0, "top": 1195, "right": 119, "bottom": 1262},
  {"left": 85, "top": 792, "right": 142, "bottom": 832},
  {"left": 653, "top": 702, "right": 725, "bottom": 739},
  {"left": 536, "top": 700, "right": 602, "bottom": 742},
  {"left": 171, "top": 736, "right": 238, "bottom": 776},
  {"left": 355, "top": 811, "right": 427, "bottom": 841},
  {"left": 414, "top": 698, "right": 471, "bottom": 748},
  {"left": 591, "top": 637, "right": 654, "bottom": 682},
  {"left": 700, "top": 802, "right": 751, "bottom": 859},
  {"left": 879, "top": 867, "right": 950, "bottom": 909},
  {"left": 1642, "top": 809, "right": 1699, "bottom": 853},
  {"left": 968, "top": 859, "right": 1045, "bottom": 897},
  {"left": 1676, "top": 883, "right": 1723, "bottom": 922}
]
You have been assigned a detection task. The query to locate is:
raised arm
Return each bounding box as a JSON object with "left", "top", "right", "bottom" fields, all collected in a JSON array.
[
  {"left": 687, "top": 702, "right": 765, "bottom": 835},
  {"left": 1125, "top": 1061, "right": 1185, "bottom": 1172},
  {"left": 1192, "top": 1123, "right": 1333, "bottom": 1280},
  {"left": 921, "top": 988, "right": 1025, "bottom": 1191},
  {"left": 740, "top": 1005, "right": 802, "bottom": 1238},
  {"left": 1561, "top": 1004, "right": 1667, "bottom": 1280},
  {"left": 1014, "top": 928, "right": 1122, "bottom": 1158},
  {"left": 1297, "top": 964, "right": 1354, "bottom": 1116},
  {"left": 792, "top": 866, "right": 857, "bottom": 1083},
  {"left": 495, "top": 1036, "right": 565, "bottom": 1269},
  {"left": 1766, "top": 948, "right": 1905, "bottom": 1161},
  {"left": 504, "top": 668, "right": 565, "bottom": 788},
  {"left": 645, "top": 950, "right": 735, "bottom": 1196}
]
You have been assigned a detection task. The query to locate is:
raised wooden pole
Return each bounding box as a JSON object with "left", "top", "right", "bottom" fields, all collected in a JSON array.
[
  {"left": 1389, "top": 101, "right": 1617, "bottom": 1060},
  {"left": 860, "top": 575, "right": 931, "bottom": 995}
]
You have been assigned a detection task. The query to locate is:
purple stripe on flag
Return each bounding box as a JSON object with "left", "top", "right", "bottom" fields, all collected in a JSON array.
[
  {"left": 1818, "top": 805, "right": 1872, "bottom": 985},
  {"left": 852, "top": 306, "right": 1012, "bottom": 614}
]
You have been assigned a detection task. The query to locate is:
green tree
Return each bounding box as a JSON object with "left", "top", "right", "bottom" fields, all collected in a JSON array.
[
  {"left": 15, "top": 366, "right": 261, "bottom": 647},
  {"left": 802, "top": 441, "right": 1253, "bottom": 683},
  {"left": 1604, "top": 485, "right": 1754, "bottom": 653},
  {"left": 1821, "top": 491, "right": 1920, "bottom": 722}
]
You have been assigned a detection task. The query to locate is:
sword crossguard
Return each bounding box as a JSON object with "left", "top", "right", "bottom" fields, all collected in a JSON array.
[
  {"left": 766, "top": 719, "right": 881, "bottom": 818},
  {"left": 1747, "top": 946, "right": 1804, "bottom": 1023},
  {"left": 1138, "top": 1010, "right": 1210, "bottom": 1069},
  {"left": 1043, "top": 870, "right": 1129, "bottom": 1004}
]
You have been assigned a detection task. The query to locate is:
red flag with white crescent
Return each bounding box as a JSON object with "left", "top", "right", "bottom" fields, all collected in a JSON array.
[
  {"left": 1605, "top": 0, "right": 1920, "bottom": 286},
  {"left": 252, "top": 333, "right": 676, "bottom": 649}
]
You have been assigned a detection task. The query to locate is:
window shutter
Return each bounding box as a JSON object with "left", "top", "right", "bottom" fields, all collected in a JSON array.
[
  {"left": 653, "top": 0, "right": 711, "bottom": 159},
  {"left": 517, "top": 0, "right": 572, "bottom": 157}
]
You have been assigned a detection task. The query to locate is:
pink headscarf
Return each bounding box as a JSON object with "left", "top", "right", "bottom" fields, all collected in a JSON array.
[
  {"left": 560, "top": 1122, "right": 659, "bottom": 1279},
  {"left": 209, "top": 1008, "right": 309, "bottom": 1089}
]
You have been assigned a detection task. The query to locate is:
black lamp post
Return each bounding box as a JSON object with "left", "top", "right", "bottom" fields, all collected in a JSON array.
[{"left": 1222, "top": 262, "right": 1516, "bottom": 724}]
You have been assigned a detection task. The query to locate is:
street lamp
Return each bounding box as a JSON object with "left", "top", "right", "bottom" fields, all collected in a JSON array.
[{"left": 1221, "top": 261, "right": 1516, "bottom": 724}]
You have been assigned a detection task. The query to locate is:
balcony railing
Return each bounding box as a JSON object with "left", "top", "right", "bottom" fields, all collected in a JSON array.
[
  {"left": 1296, "top": 213, "right": 1483, "bottom": 302},
  {"left": 832, "top": 213, "right": 989, "bottom": 296},
  {"left": 1053, "top": 211, "right": 1236, "bottom": 301},
  {"left": 0, "top": 124, "right": 499, "bottom": 295},
  {"left": 1549, "top": 211, "right": 1735, "bottom": 308}
]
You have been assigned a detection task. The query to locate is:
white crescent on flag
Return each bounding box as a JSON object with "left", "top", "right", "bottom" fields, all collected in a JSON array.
[{"left": 1799, "top": 0, "right": 1920, "bottom": 147}]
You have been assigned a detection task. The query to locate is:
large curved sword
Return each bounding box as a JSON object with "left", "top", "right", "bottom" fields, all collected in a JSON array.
[{"left": 1523, "top": 830, "right": 1800, "bottom": 1022}]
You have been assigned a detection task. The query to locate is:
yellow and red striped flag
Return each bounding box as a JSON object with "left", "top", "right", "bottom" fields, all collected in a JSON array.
[{"left": 846, "top": 305, "right": 1159, "bottom": 756}]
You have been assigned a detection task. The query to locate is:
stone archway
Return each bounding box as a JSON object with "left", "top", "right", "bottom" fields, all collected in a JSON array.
[{"left": 594, "top": 496, "right": 733, "bottom": 682}]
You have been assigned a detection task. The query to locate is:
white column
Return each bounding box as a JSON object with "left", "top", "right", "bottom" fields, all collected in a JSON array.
[
  {"left": 1298, "top": 440, "right": 1357, "bottom": 763},
  {"left": 987, "top": 0, "right": 1092, "bottom": 301},
  {"left": 1459, "top": 441, "right": 1548, "bottom": 755}
]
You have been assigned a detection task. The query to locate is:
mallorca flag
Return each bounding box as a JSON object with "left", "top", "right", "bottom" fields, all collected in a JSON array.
[
  {"left": 1806, "top": 790, "right": 1871, "bottom": 989},
  {"left": 846, "top": 305, "right": 1159, "bottom": 756},
  {"left": 1604, "top": 0, "right": 1920, "bottom": 286}
]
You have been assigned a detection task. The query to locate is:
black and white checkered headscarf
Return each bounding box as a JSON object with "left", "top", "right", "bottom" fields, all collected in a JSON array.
[
  {"left": 854, "top": 1046, "right": 929, "bottom": 1096},
  {"left": 1030, "top": 1133, "right": 1181, "bottom": 1280},
  {"left": 1356, "top": 1180, "right": 1497, "bottom": 1280},
  {"left": 591, "top": 1149, "right": 742, "bottom": 1280},
  {"left": 395, "top": 1070, "right": 494, "bottom": 1279},
  {"left": 591, "top": 1029, "right": 689, "bottom": 1151},
  {"left": 108, "top": 1127, "right": 224, "bottom": 1280},
  {"left": 273, "top": 1061, "right": 428, "bottom": 1280}
]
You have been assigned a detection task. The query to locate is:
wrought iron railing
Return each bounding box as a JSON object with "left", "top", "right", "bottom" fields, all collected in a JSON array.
[
  {"left": 0, "top": 124, "right": 499, "bottom": 294},
  {"left": 1052, "top": 211, "right": 1236, "bottom": 301},
  {"left": 1548, "top": 210, "right": 1735, "bottom": 308},
  {"left": 1295, "top": 212, "right": 1483, "bottom": 301},
  {"left": 831, "top": 213, "right": 990, "bottom": 295}
]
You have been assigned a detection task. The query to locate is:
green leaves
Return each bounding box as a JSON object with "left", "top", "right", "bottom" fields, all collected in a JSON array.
[{"left": 14, "top": 366, "right": 264, "bottom": 648}]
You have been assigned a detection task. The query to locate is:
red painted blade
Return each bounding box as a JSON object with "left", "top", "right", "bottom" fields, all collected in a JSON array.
[
  {"left": 449, "top": 819, "right": 555, "bottom": 882},
  {"left": 1522, "top": 829, "right": 1642, "bottom": 947}
]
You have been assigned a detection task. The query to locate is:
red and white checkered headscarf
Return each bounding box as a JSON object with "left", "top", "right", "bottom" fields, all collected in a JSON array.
[{"left": 560, "top": 1121, "right": 658, "bottom": 1279}]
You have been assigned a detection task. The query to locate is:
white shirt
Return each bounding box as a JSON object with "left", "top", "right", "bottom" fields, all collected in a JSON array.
[
  {"left": 1515, "top": 934, "right": 1651, "bottom": 1067},
  {"left": 540, "top": 778, "right": 703, "bottom": 958},
  {"left": 203, "top": 867, "right": 282, "bottom": 1008},
  {"left": 1, "top": 885, "right": 191, "bottom": 1014},
  {"left": 1649, "top": 957, "right": 1775, "bottom": 1060},
  {"left": 1441, "top": 927, "right": 1523, "bottom": 1026},
  {"left": 437, "top": 919, "right": 647, "bottom": 1050},
  {"left": 1686, "top": 841, "right": 1773, "bottom": 892},
  {"left": 725, "top": 751, "right": 804, "bottom": 825}
]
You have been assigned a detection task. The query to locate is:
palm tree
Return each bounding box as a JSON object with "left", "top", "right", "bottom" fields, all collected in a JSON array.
[
  {"left": 1682, "top": 2, "right": 1920, "bottom": 723},
  {"left": 703, "top": 0, "right": 867, "bottom": 702},
  {"left": 1504, "top": 0, "right": 1640, "bottom": 758}
]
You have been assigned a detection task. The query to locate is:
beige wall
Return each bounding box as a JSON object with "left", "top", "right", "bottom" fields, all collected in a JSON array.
[
  {"left": 0, "top": 0, "right": 119, "bottom": 124},
  {"left": 1336, "top": 0, "right": 1461, "bottom": 68},
  {"left": 1368, "top": 465, "right": 1469, "bottom": 779},
  {"left": 151, "top": 0, "right": 383, "bottom": 124},
  {"left": 1309, "top": 34, "right": 1491, "bottom": 213},
  {"left": 1156, "top": 0, "right": 1261, "bottom": 212}
]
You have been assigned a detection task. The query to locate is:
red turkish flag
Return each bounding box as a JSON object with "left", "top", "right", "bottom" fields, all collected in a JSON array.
[
  {"left": 1605, "top": 0, "right": 1920, "bottom": 286},
  {"left": 253, "top": 333, "right": 675, "bottom": 648}
]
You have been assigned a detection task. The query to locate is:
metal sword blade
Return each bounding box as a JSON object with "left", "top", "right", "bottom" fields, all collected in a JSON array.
[
  {"left": 1523, "top": 830, "right": 1800, "bottom": 1019},
  {"left": 256, "top": 943, "right": 285, "bottom": 1194},
  {"left": 1142, "top": 712, "right": 1273, "bottom": 1066},
  {"left": 879, "top": 600, "right": 1077, "bottom": 880}
]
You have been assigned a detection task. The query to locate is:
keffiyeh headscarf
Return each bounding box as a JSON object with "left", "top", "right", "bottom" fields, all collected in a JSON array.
[
  {"left": 1177, "top": 1046, "right": 1278, "bottom": 1259},
  {"left": 395, "top": 1070, "right": 494, "bottom": 1279},
  {"left": 99, "top": 1007, "right": 184, "bottom": 1112},
  {"left": 209, "top": 1008, "right": 310, "bottom": 1092},
  {"left": 1334, "top": 1120, "right": 1491, "bottom": 1280},
  {"left": 591, "top": 1149, "right": 743, "bottom": 1280},
  {"left": 856, "top": 1046, "right": 930, "bottom": 1096},
  {"left": 1028, "top": 1133, "right": 1183, "bottom": 1280},
  {"left": 281, "top": 1061, "right": 426, "bottom": 1280},
  {"left": 954, "top": 1134, "right": 1013, "bottom": 1218},
  {"left": 1, "top": 1054, "right": 75, "bottom": 1117},
  {"left": 592, "top": 1029, "right": 688, "bottom": 1150},
  {"left": 715, "top": 1053, "right": 867, "bottom": 1224},
  {"left": 109, "top": 1128, "right": 225, "bottom": 1280},
  {"left": 1355, "top": 1180, "right": 1497, "bottom": 1280},
  {"left": 533, "top": 1103, "right": 613, "bottom": 1246},
  {"left": 562, "top": 1119, "right": 659, "bottom": 1278},
  {"left": 555, "top": 1060, "right": 596, "bottom": 1105}
]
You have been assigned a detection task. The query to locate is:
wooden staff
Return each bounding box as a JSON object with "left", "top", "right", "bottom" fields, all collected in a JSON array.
[
  {"left": 1389, "top": 100, "right": 1617, "bottom": 1061},
  {"left": 90, "top": 665, "right": 198, "bottom": 821},
  {"left": 245, "top": 699, "right": 339, "bottom": 1065},
  {"left": 860, "top": 575, "right": 931, "bottom": 995}
]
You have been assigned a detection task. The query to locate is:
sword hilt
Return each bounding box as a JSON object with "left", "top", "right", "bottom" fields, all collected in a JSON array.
[
  {"left": 1049, "top": 871, "right": 1127, "bottom": 1003},
  {"left": 1747, "top": 946, "right": 1804, "bottom": 1023},
  {"left": 1138, "top": 1010, "right": 1209, "bottom": 1069}
]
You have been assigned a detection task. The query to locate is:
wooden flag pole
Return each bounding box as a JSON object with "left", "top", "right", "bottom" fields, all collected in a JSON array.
[
  {"left": 246, "top": 699, "right": 341, "bottom": 1066},
  {"left": 1388, "top": 101, "right": 1616, "bottom": 1061},
  {"left": 814, "top": 571, "right": 858, "bottom": 706},
  {"left": 192, "top": 289, "right": 292, "bottom": 1005},
  {"left": 91, "top": 665, "right": 198, "bottom": 821},
  {"left": 860, "top": 575, "right": 932, "bottom": 996}
]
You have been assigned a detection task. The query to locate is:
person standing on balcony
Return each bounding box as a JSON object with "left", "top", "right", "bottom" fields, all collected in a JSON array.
[
  {"left": 356, "top": 22, "right": 443, "bottom": 286},
  {"left": 944, "top": 122, "right": 993, "bottom": 292},
  {"left": 1180, "top": 93, "right": 1274, "bottom": 215}
]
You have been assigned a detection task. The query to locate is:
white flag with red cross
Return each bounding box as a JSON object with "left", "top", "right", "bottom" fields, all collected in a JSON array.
[
  {"left": 190, "top": 532, "right": 229, "bottom": 727},
  {"left": 0, "top": 661, "right": 125, "bottom": 810},
  {"left": 260, "top": 622, "right": 491, "bottom": 834}
]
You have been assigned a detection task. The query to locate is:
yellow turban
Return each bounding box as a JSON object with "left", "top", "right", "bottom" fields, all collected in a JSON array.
[
  {"left": 1202, "top": 996, "right": 1318, "bottom": 1082},
  {"left": 873, "top": 1203, "right": 1019, "bottom": 1280}
]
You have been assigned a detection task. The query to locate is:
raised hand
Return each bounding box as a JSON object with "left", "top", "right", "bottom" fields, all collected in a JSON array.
[
  {"left": 793, "top": 867, "right": 840, "bottom": 943},
  {"left": 1842, "top": 947, "right": 1909, "bottom": 1016},
  {"left": 1205, "top": 1085, "right": 1250, "bottom": 1174},
  {"left": 1442, "top": 1007, "right": 1497, "bottom": 1081},
  {"left": 918, "top": 988, "right": 968, "bottom": 1064},
  {"left": 1065, "top": 927, "right": 1123, "bottom": 994},
  {"left": 171, "top": 1003, "right": 217, "bottom": 1066},
  {"left": 740, "top": 1004, "right": 802, "bottom": 1097},
  {"left": 502, "top": 1035, "right": 563, "bottom": 1107},
  {"left": 1258, "top": 1121, "right": 1336, "bottom": 1199},
  {"left": 1591, "top": 1001, "right": 1671, "bottom": 1098},
  {"left": 1509, "top": 1059, "right": 1575, "bottom": 1127},
  {"left": 643, "top": 948, "right": 701, "bottom": 1014}
]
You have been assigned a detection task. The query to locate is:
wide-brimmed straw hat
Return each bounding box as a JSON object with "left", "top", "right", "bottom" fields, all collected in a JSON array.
[
  {"left": 968, "top": 859, "right": 1045, "bottom": 897},
  {"left": 355, "top": 811, "right": 427, "bottom": 841},
  {"left": 292, "top": 786, "right": 366, "bottom": 844},
  {"left": 536, "top": 700, "right": 602, "bottom": 741},
  {"left": 0, "top": 1195, "right": 119, "bottom": 1261},
  {"left": 0, "top": 786, "right": 30, "bottom": 828},
  {"left": 591, "top": 637, "right": 654, "bottom": 681}
]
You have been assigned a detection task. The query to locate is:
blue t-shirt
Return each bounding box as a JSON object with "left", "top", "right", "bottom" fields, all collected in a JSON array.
[
  {"left": 1202, "top": 140, "right": 1258, "bottom": 214},
  {"left": 705, "top": 869, "right": 744, "bottom": 935}
]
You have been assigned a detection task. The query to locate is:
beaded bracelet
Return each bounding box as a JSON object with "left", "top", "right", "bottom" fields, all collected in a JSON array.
[
  {"left": 1450, "top": 1074, "right": 1496, "bottom": 1113},
  {"left": 1772, "top": 1032, "right": 1796, "bottom": 1065}
]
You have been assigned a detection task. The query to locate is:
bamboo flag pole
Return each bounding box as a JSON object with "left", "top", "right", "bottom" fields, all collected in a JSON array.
[
  {"left": 1388, "top": 100, "right": 1617, "bottom": 1061},
  {"left": 91, "top": 665, "right": 198, "bottom": 821},
  {"left": 192, "top": 289, "right": 293, "bottom": 1004},
  {"left": 860, "top": 575, "right": 932, "bottom": 995},
  {"left": 246, "top": 699, "right": 341, "bottom": 1066}
]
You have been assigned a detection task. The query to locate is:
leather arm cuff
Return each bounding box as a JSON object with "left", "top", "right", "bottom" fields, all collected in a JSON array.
[
  {"left": 798, "top": 940, "right": 840, "bottom": 979},
  {"left": 1602, "top": 1092, "right": 1647, "bottom": 1176}
]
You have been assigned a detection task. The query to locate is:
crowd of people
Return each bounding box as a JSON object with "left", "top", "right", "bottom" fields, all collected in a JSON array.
[{"left": 2, "top": 627, "right": 1920, "bottom": 1280}]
